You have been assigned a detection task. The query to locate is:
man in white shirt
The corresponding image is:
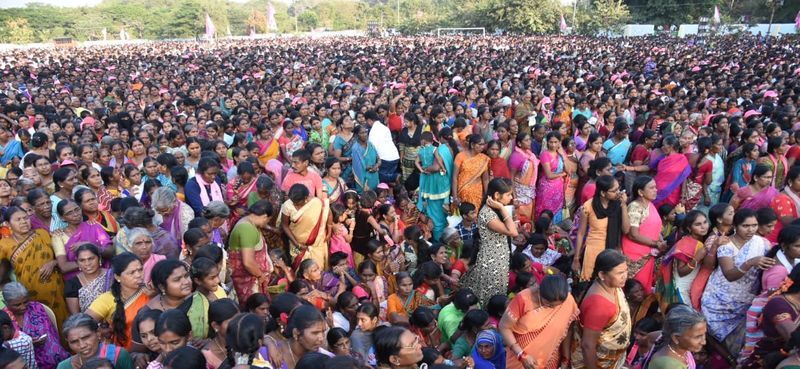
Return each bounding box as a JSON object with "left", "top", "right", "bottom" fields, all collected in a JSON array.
[{"left": 365, "top": 109, "right": 400, "bottom": 184}]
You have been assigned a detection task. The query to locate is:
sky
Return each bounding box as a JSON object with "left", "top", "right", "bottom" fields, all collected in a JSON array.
[{"left": 0, "top": 0, "right": 261, "bottom": 8}]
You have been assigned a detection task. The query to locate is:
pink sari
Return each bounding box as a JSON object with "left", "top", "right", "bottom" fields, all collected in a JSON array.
[
  {"left": 535, "top": 150, "right": 565, "bottom": 220},
  {"left": 737, "top": 186, "right": 780, "bottom": 210},
  {"left": 622, "top": 202, "right": 662, "bottom": 294}
]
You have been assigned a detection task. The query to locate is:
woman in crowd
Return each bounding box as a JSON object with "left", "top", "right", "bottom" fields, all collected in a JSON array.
[
  {"left": 622, "top": 176, "right": 665, "bottom": 295},
  {"left": 701, "top": 208, "right": 774, "bottom": 356},
  {"left": 573, "top": 175, "right": 630, "bottom": 282},
  {"left": 331, "top": 114, "right": 356, "bottom": 187},
  {"left": 642, "top": 305, "right": 708, "bottom": 369},
  {"left": 416, "top": 131, "right": 453, "bottom": 242},
  {"left": 185, "top": 158, "right": 224, "bottom": 216},
  {"left": 471, "top": 329, "right": 506, "bottom": 369},
  {"left": 75, "top": 188, "right": 119, "bottom": 237},
  {"left": 351, "top": 125, "right": 380, "bottom": 192},
  {"left": 322, "top": 158, "right": 348, "bottom": 205},
  {"left": 603, "top": 120, "right": 631, "bottom": 166},
  {"left": 145, "top": 259, "right": 208, "bottom": 339},
  {"left": 462, "top": 178, "right": 518, "bottom": 305},
  {"left": 50, "top": 167, "right": 79, "bottom": 230},
  {"left": 508, "top": 132, "right": 539, "bottom": 220},
  {"left": 228, "top": 200, "right": 274, "bottom": 304},
  {"left": 27, "top": 189, "right": 53, "bottom": 231},
  {"left": 727, "top": 142, "right": 760, "bottom": 199},
  {"left": 373, "top": 326, "right": 423, "bottom": 369},
  {"left": 57, "top": 313, "right": 134, "bottom": 369},
  {"left": 151, "top": 187, "right": 194, "bottom": 247},
  {"left": 572, "top": 249, "right": 631, "bottom": 369},
  {"left": 2, "top": 282, "right": 69, "bottom": 369},
  {"left": 281, "top": 184, "right": 331, "bottom": 270},
  {"left": 119, "top": 207, "right": 180, "bottom": 261},
  {"left": 579, "top": 133, "right": 605, "bottom": 181},
  {"left": 536, "top": 132, "right": 567, "bottom": 221},
  {"left": 731, "top": 164, "right": 780, "bottom": 210},
  {"left": 51, "top": 199, "right": 113, "bottom": 280},
  {"left": 452, "top": 134, "right": 490, "bottom": 209},
  {"left": 659, "top": 210, "right": 710, "bottom": 310},
  {"left": 0, "top": 206, "right": 68, "bottom": 328},
  {"left": 87, "top": 253, "right": 150, "bottom": 349},
  {"left": 145, "top": 309, "right": 192, "bottom": 369},
  {"left": 64, "top": 244, "right": 113, "bottom": 314},
  {"left": 202, "top": 299, "right": 240, "bottom": 369},
  {"left": 772, "top": 166, "right": 800, "bottom": 240},
  {"left": 499, "top": 275, "right": 578, "bottom": 369},
  {"left": 760, "top": 136, "right": 789, "bottom": 189},
  {"left": 653, "top": 134, "right": 691, "bottom": 207},
  {"left": 226, "top": 161, "right": 257, "bottom": 228}
]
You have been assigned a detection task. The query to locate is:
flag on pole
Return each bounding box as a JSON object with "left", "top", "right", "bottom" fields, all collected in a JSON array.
[
  {"left": 102, "top": 28, "right": 107, "bottom": 41},
  {"left": 267, "top": 2, "right": 278, "bottom": 32},
  {"left": 559, "top": 14, "right": 568, "bottom": 33},
  {"left": 205, "top": 13, "right": 216, "bottom": 40},
  {"left": 795, "top": 10, "right": 800, "bottom": 29},
  {"left": 713, "top": 6, "right": 721, "bottom": 24},
  {"left": 119, "top": 27, "right": 127, "bottom": 40}
]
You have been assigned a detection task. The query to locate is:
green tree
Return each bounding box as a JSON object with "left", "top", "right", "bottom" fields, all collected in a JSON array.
[
  {"left": 576, "top": 0, "right": 631, "bottom": 35},
  {"left": 297, "top": 11, "right": 319, "bottom": 30},
  {"left": 164, "top": 0, "right": 203, "bottom": 38},
  {"left": 1, "top": 18, "right": 35, "bottom": 43},
  {"left": 458, "top": 0, "right": 563, "bottom": 33}
]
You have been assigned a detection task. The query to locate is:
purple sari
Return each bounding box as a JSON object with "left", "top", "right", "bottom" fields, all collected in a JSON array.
[
  {"left": 161, "top": 200, "right": 185, "bottom": 244},
  {"left": 738, "top": 186, "right": 780, "bottom": 211},
  {"left": 4, "top": 302, "right": 69, "bottom": 369},
  {"left": 151, "top": 228, "right": 181, "bottom": 259},
  {"left": 314, "top": 272, "right": 341, "bottom": 299},
  {"left": 653, "top": 153, "right": 692, "bottom": 207},
  {"left": 63, "top": 222, "right": 112, "bottom": 280}
]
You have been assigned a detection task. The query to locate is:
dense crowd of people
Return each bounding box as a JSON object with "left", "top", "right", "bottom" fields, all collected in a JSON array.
[{"left": 0, "top": 33, "right": 796, "bottom": 369}]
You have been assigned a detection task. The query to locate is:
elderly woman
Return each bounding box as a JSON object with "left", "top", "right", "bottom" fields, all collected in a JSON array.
[
  {"left": 2, "top": 282, "right": 69, "bottom": 369},
  {"left": 0, "top": 206, "right": 68, "bottom": 328},
  {"left": 56, "top": 313, "right": 134, "bottom": 369},
  {"left": 116, "top": 207, "right": 181, "bottom": 260},
  {"left": 151, "top": 187, "right": 194, "bottom": 245},
  {"left": 643, "top": 305, "right": 707, "bottom": 369},
  {"left": 201, "top": 201, "right": 230, "bottom": 246},
  {"left": 26, "top": 189, "right": 53, "bottom": 231}
]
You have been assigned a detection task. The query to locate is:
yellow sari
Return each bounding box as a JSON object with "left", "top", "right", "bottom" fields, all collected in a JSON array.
[
  {"left": 0, "top": 229, "right": 68, "bottom": 328},
  {"left": 257, "top": 139, "right": 280, "bottom": 167},
  {"left": 282, "top": 197, "right": 330, "bottom": 269},
  {"left": 571, "top": 288, "right": 632, "bottom": 369}
]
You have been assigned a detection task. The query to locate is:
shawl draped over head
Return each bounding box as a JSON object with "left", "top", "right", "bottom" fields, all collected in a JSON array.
[
  {"left": 592, "top": 197, "right": 622, "bottom": 250},
  {"left": 471, "top": 330, "right": 506, "bottom": 369}
]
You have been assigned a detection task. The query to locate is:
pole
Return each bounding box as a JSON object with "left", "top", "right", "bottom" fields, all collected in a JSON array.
[
  {"left": 572, "top": 0, "right": 577, "bottom": 31},
  {"left": 767, "top": 1, "right": 775, "bottom": 37},
  {"left": 396, "top": 0, "right": 400, "bottom": 25}
]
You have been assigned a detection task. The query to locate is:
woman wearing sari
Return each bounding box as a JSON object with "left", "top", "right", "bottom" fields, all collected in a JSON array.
[
  {"left": 772, "top": 166, "right": 800, "bottom": 242},
  {"left": 229, "top": 200, "right": 275, "bottom": 305},
  {"left": 704, "top": 135, "right": 727, "bottom": 207},
  {"left": 509, "top": 132, "right": 539, "bottom": 221},
  {"left": 51, "top": 199, "right": 113, "bottom": 280},
  {"left": 226, "top": 161, "right": 257, "bottom": 229},
  {"left": 417, "top": 131, "right": 453, "bottom": 242},
  {"left": 144, "top": 259, "right": 209, "bottom": 340},
  {"left": 0, "top": 206, "right": 68, "bottom": 330},
  {"left": 572, "top": 250, "right": 632, "bottom": 369},
  {"left": 657, "top": 210, "right": 710, "bottom": 311},
  {"left": 739, "top": 225, "right": 800, "bottom": 367},
  {"left": 281, "top": 184, "right": 332, "bottom": 270},
  {"left": 622, "top": 176, "right": 665, "bottom": 295},
  {"left": 398, "top": 111, "right": 423, "bottom": 183},
  {"left": 602, "top": 120, "right": 631, "bottom": 166},
  {"left": 731, "top": 164, "right": 779, "bottom": 211},
  {"left": 87, "top": 253, "right": 150, "bottom": 350},
  {"left": 562, "top": 135, "right": 581, "bottom": 218},
  {"left": 65, "top": 244, "right": 113, "bottom": 314},
  {"left": 653, "top": 134, "right": 692, "bottom": 207},
  {"left": 500, "top": 275, "right": 578, "bottom": 369},
  {"left": 3, "top": 282, "right": 70, "bottom": 369},
  {"left": 387, "top": 272, "right": 435, "bottom": 325},
  {"left": 351, "top": 125, "right": 380, "bottom": 192},
  {"left": 725, "top": 142, "right": 759, "bottom": 201},
  {"left": 759, "top": 136, "right": 789, "bottom": 189},
  {"left": 536, "top": 132, "right": 567, "bottom": 222},
  {"left": 452, "top": 134, "right": 490, "bottom": 209},
  {"left": 740, "top": 242, "right": 800, "bottom": 369},
  {"left": 152, "top": 187, "right": 194, "bottom": 247},
  {"left": 254, "top": 124, "right": 281, "bottom": 167},
  {"left": 579, "top": 133, "right": 606, "bottom": 180},
  {"left": 322, "top": 157, "right": 348, "bottom": 205},
  {"left": 50, "top": 167, "right": 79, "bottom": 231},
  {"left": 332, "top": 115, "right": 356, "bottom": 187},
  {"left": 701, "top": 208, "right": 773, "bottom": 356},
  {"left": 27, "top": 189, "right": 53, "bottom": 231},
  {"left": 76, "top": 188, "right": 120, "bottom": 237}
]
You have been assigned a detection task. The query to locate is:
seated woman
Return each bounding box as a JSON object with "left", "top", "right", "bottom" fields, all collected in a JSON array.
[
  {"left": 57, "top": 313, "right": 135, "bottom": 369},
  {"left": 145, "top": 259, "right": 209, "bottom": 340},
  {"left": 296, "top": 258, "right": 344, "bottom": 302},
  {"left": 352, "top": 260, "right": 389, "bottom": 312},
  {"left": 87, "top": 253, "right": 151, "bottom": 350},
  {"left": 2, "top": 282, "right": 69, "bottom": 369},
  {"left": 387, "top": 271, "right": 436, "bottom": 326},
  {"left": 202, "top": 299, "right": 240, "bottom": 369},
  {"left": 350, "top": 304, "right": 381, "bottom": 366},
  {"left": 471, "top": 330, "right": 506, "bottom": 369}
]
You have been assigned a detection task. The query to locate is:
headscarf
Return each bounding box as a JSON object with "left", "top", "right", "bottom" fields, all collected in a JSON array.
[{"left": 471, "top": 330, "right": 506, "bottom": 369}]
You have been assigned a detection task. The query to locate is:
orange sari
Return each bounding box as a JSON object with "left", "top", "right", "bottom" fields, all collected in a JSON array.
[
  {"left": 505, "top": 288, "right": 579, "bottom": 369},
  {"left": 282, "top": 197, "right": 330, "bottom": 269},
  {"left": 454, "top": 152, "right": 489, "bottom": 208}
]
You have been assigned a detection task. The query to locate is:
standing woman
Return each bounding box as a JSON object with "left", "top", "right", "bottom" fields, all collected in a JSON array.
[
  {"left": 228, "top": 200, "right": 275, "bottom": 305},
  {"left": 64, "top": 244, "right": 113, "bottom": 314},
  {"left": 622, "top": 176, "right": 665, "bottom": 295},
  {"left": 80, "top": 167, "right": 111, "bottom": 212},
  {"left": 322, "top": 158, "right": 348, "bottom": 205},
  {"left": 331, "top": 114, "right": 355, "bottom": 187},
  {"left": 267, "top": 305, "right": 328, "bottom": 369},
  {"left": 731, "top": 164, "right": 779, "bottom": 210},
  {"left": 704, "top": 135, "right": 726, "bottom": 207},
  {"left": 398, "top": 111, "right": 423, "bottom": 183},
  {"left": 759, "top": 136, "right": 789, "bottom": 189},
  {"left": 350, "top": 124, "right": 380, "bottom": 192},
  {"left": 572, "top": 175, "right": 630, "bottom": 282},
  {"left": 185, "top": 158, "right": 224, "bottom": 217},
  {"left": 701, "top": 208, "right": 774, "bottom": 356},
  {"left": 462, "top": 178, "right": 519, "bottom": 305},
  {"left": 579, "top": 133, "right": 606, "bottom": 180},
  {"left": 226, "top": 161, "right": 257, "bottom": 229},
  {"left": 602, "top": 120, "right": 632, "bottom": 166},
  {"left": 51, "top": 199, "right": 113, "bottom": 280},
  {"left": 653, "top": 135, "right": 691, "bottom": 207},
  {"left": 452, "top": 134, "right": 490, "bottom": 209},
  {"left": 683, "top": 136, "right": 714, "bottom": 211},
  {"left": 254, "top": 124, "right": 281, "bottom": 167},
  {"left": 50, "top": 167, "right": 79, "bottom": 231},
  {"left": 508, "top": 132, "right": 539, "bottom": 221},
  {"left": 572, "top": 249, "right": 631, "bottom": 369},
  {"left": 562, "top": 135, "right": 581, "bottom": 217},
  {"left": 726, "top": 142, "right": 759, "bottom": 200},
  {"left": 416, "top": 131, "right": 453, "bottom": 242},
  {"left": 373, "top": 326, "right": 424, "bottom": 369},
  {"left": 27, "top": 189, "right": 53, "bottom": 231},
  {"left": 0, "top": 206, "right": 68, "bottom": 328},
  {"left": 536, "top": 132, "right": 567, "bottom": 221},
  {"left": 75, "top": 188, "right": 119, "bottom": 237},
  {"left": 280, "top": 184, "right": 332, "bottom": 270},
  {"left": 658, "top": 210, "right": 710, "bottom": 310},
  {"left": 499, "top": 275, "right": 579, "bottom": 369}
]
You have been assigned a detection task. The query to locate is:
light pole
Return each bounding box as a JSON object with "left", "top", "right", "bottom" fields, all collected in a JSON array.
[
  {"left": 396, "top": 0, "right": 400, "bottom": 26},
  {"left": 766, "top": 0, "right": 784, "bottom": 37}
]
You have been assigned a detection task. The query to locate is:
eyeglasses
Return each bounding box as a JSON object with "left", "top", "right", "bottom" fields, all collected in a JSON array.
[{"left": 400, "top": 335, "right": 420, "bottom": 350}]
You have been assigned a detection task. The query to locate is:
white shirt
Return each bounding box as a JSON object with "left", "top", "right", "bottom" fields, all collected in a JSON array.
[{"left": 368, "top": 121, "right": 400, "bottom": 161}]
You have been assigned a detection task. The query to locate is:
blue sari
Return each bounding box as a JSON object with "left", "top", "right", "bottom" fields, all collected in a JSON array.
[
  {"left": 603, "top": 138, "right": 631, "bottom": 165},
  {"left": 333, "top": 134, "right": 355, "bottom": 185},
  {"left": 0, "top": 140, "right": 24, "bottom": 165},
  {"left": 351, "top": 140, "right": 379, "bottom": 192},
  {"left": 417, "top": 144, "right": 454, "bottom": 241}
]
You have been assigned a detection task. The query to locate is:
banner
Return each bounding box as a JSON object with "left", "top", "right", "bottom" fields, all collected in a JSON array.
[
  {"left": 205, "top": 13, "right": 216, "bottom": 39},
  {"left": 267, "top": 2, "right": 278, "bottom": 32}
]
